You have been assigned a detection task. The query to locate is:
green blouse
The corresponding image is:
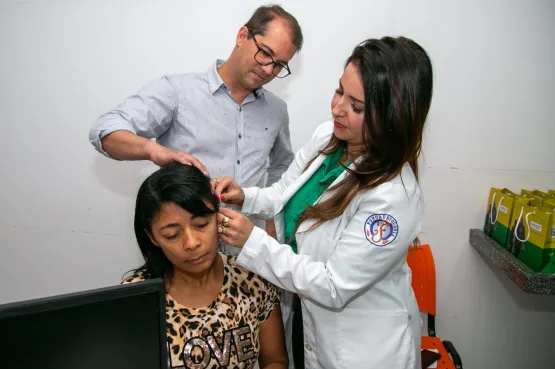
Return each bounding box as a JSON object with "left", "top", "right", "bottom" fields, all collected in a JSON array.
[{"left": 283, "top": 148, "right": 351, "bottom": 253}]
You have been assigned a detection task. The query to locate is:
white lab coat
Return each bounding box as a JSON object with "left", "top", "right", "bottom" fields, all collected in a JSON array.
[{"left": 236, "top": 121, "right": 421, "bottom": 369}]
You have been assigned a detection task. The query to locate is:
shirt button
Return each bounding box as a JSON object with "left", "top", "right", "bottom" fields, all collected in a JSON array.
[
  {"left": 305, "top": 344, "right": 312, "bottom": 352},
  {"left": 238, "top": 134, "right": 242, "bottom": 139},
  {"left": 237, "top": 160, "right": 240, "bottom": 164}
]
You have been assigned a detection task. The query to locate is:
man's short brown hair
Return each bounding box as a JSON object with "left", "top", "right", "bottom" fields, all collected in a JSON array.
[{"left": 244, "top": 5, "right": 303, "bottom": 51}]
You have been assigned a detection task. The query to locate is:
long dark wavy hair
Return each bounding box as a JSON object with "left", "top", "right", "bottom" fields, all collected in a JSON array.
[
  {"left": 132, "top": 163, "right": 219, "bottom": 281},
  {"left": 295, "top": 36, "right": 433, "bottom": 233}
]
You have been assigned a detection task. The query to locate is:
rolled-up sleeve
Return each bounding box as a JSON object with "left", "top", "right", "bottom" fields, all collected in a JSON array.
[{"left": 89, "top": 76, "right": 178, "bottom": 158}]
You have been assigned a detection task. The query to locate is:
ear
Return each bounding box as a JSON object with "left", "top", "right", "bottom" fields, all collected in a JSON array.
[
  {"left": 145, "top": 229, "right": 160, "bottom": 247},
  {"left": 236, "top": 26, "right": 250, "bottom": 47}
]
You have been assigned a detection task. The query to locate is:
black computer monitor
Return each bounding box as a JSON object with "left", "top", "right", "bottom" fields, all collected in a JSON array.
[{"left": 0, "top": 278, "right": 168, "bottom": 369}]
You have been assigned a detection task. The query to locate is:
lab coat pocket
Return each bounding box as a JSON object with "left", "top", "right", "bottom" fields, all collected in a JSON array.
[{"left": 335, "top": 308, "right": 414, "bottom": 369}]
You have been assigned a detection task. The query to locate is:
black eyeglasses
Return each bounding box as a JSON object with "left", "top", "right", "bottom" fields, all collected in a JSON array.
[{"left": 248, "top": 30, "right": 291, "bottom": 78}]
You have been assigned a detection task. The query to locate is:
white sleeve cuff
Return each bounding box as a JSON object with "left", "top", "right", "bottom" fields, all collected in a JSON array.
[
  {"left": 240, "top": 187, "right": 259, "bottom": 216},
  {"left": 236, "top": 226, "right": 266, "bottom": 269}
]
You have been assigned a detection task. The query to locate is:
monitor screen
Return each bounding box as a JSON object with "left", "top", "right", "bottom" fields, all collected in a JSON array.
[{"left": 0, "top": 279, "right": 168, "bottom": 369}]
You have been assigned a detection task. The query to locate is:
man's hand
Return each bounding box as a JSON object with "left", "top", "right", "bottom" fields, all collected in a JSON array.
[
  {"left": 146, "top": 141, "right": 208, "bottom": 176},
  {"left": 100, "top": 131, "right": 209, "bottom": 176}
]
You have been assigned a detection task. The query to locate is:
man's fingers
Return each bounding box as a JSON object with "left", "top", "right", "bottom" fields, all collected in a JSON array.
[
  {"left": 186, "top": 156, "right": 209, "bottom": 176},
  {"left": 171, "top": 151, "right": 193, "bottom": 166},
  {"left": 173, "top": 152, "right": 209, "bottom": 176}
]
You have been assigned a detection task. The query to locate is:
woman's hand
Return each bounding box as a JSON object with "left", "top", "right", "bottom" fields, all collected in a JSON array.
[
  {"left": 217, "top": 207, "right": 254, "bottom": 248},
  {"left": 211, "top": 176, "right": 245, "bottom": 207}
]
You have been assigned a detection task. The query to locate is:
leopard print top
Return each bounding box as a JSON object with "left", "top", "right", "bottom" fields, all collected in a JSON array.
[{"left": 122, "top": 253, "right": 280, "bottom": 369}]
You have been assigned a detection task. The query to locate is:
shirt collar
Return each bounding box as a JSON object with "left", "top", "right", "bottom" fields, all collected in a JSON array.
[
  {"left": 207, "top": 60, "right": 226, "bottom": 94},
  {"left": 207, "top": 59, "right": 265, "bottom": 99}
]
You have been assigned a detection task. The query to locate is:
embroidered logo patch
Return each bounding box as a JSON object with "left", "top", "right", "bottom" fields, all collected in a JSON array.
[{"left": 364, "top": 214, "right": 399, "bottom": 246}]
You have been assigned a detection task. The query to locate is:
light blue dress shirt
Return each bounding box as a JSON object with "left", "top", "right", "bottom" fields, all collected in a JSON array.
[{"left": 90, "top": 60, "right": 294, "bottom": 188}]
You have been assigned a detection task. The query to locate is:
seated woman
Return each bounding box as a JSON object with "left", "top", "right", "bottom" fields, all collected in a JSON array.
[{"left": 122, "top": 163, "right": 287, "bottom": 369}]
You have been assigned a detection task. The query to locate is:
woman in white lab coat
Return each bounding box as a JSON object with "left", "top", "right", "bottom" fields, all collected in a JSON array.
[{"left": 212, "top": 36, "right": 433, "bottom": 369}]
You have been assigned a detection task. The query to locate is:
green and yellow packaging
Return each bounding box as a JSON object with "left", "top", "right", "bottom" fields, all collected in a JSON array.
[
  {"left": 507, "top": 198, "right": 553, "bottom": 272},
  {"left": 533, "top": 190, "right": 550, "bottom": 198},
  {"left": 540, "top": 200, "right": 555, "bottom": 273},
  {"left": 520, "top": 189, "right": 548, "bottom": 205},
  {"left": 545, "top": 200, "right": 555, "bottom": 247},
  {"left": 484, "top": 188, "right": 519, "bottom": 247}
]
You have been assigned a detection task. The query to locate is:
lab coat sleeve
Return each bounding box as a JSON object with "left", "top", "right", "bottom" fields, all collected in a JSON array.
[
  {"left": 241, "top": 121, "right": 332, "bottom": 220},
  {"left": 236, "top": 182, "right": 421, "bottom": 309}
]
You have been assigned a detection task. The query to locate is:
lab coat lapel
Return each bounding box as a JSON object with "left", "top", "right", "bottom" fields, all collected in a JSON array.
[
  {"left": 295, "top": 158, "right": 361, "bottom": 234},
  {"left": 279, "top": 154, "right": 326, "bottom": 208}
]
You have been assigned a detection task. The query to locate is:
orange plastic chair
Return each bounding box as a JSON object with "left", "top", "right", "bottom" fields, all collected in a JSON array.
[{"left": 407, "top": 244, "right": 463, "bottom": 369}]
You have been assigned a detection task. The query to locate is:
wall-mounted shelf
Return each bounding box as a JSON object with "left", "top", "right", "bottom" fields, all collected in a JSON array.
[{"left": 469, "top": 229, "right": 555, "bottom": 295}]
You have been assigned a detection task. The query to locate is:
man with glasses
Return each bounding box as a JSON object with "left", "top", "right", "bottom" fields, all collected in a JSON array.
[{"left": 89, "top": 5, "right": 303, "bottom": 247}]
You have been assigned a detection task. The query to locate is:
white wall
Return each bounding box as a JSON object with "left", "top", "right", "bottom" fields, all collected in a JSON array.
[{"left": 1, "top": 1, "right": 554, "bottom": 368}]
